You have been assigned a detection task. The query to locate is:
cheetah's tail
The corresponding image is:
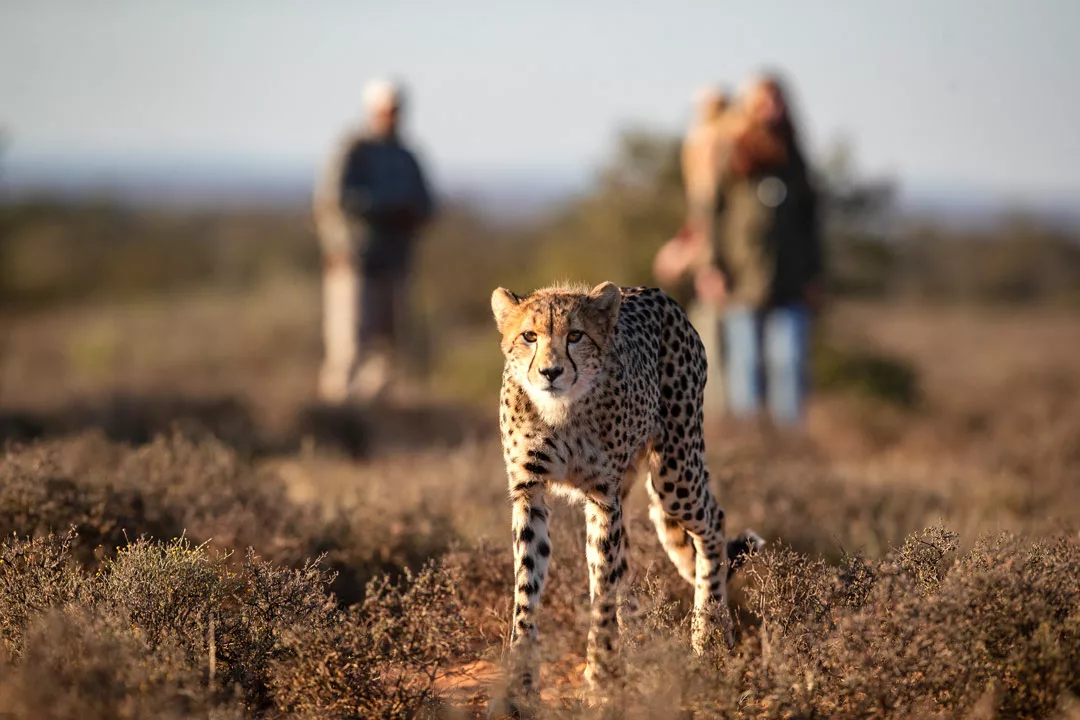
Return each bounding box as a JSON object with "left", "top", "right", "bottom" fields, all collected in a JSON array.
[{"left": 727, "top": 530, "right": 766, "bottom": 580}]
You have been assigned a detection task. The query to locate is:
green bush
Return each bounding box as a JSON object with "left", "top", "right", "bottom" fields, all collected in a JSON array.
[{"left": 814, "top": 341, "right": 921, "bottom": 409}]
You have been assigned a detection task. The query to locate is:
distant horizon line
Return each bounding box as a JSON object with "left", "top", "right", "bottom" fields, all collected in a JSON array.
[{"left": 3, "top": 152, "right": 1079, "bottom": 229}]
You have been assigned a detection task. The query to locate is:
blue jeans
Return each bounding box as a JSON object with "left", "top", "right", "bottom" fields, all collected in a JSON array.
[{"left": 722, "top": 304, "right": 811, "bottom": 427}]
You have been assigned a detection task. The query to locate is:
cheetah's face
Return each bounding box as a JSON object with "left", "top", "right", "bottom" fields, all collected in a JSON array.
[{"left": 492, "top": 282, "right": 621, "bottom": 424}]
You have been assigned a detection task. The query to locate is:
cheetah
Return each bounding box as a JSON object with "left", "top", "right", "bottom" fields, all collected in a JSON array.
[{"left": 491, "top": 281, "right": 762, "bottom": 700}]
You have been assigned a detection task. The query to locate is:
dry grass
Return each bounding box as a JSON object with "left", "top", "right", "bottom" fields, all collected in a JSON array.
[{"left": 1, "top": 285, "right": 1079, "bottom": 718}]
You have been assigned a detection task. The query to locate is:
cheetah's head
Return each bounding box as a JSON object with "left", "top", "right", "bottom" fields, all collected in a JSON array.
[{"left": 491, "top": 281, "right": 621, "bottom": 425}]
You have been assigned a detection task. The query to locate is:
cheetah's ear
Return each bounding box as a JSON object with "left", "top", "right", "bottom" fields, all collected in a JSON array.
[
  {"left": 587, "top": 282, "right": 622, "bottom": 333},
  {"left": 491, "top": 287, "right": 521, "bottom": 334}
]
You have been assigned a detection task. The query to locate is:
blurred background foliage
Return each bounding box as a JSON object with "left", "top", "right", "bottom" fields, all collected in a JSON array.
[
  {"left": 2, "top": 133, "right": 1078, "bottom": 411},
  {"left": 4, "top": 131, "right": 1078, "bottom": 318}
]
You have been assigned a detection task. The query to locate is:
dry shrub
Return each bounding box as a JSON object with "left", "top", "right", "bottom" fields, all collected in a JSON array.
[
  {"left": 272, "top": 561, "right": 470, "bottom": 719},
  {"left": 725, "top": 527, "right": 1080, "bottom": 719},
  {"left": 0, "top": 432, "right": 459, "bottom": 605},
  {"left": 505, "top": 526, "right": 1080, "bottom": 719},
  {"left": 0, "top": 529, "right": 86, "bottom": 656},
  {"left": 309, "top": 503, "right": 457, "bottom": 605},
  {"left": 0, "top": 362, "right": 1075, "bottom": 718},
  {"left": 0, "top": 606, "right": 225, "bottom": 720},
  {"left": 0, "top": 531, "right": 472, "bottom": 719},
  {"left": 0, "top": 433, "right": 295, "bottom": 563},
  {"left": 95, "top": 540, "right": 338, "bottom": 710},
  {"left": 0, "top": 470, "right": 178, "bottom": 566},
  {"left": 3, "top": 470, "right": 1080, "bottom": 718},
  {"left": 896, "top": 525, "right": 959, "bottom": 594}
]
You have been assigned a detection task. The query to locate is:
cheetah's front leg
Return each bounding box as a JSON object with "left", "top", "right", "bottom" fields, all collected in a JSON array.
[
  {"left": 506, "top": 477, "right": 551, "bottom": 700},
  {"left": 583, "top": 490, "right": 629, "bottom": 695}
]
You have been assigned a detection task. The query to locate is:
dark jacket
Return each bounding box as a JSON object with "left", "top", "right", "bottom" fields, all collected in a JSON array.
[
  {"left": 714, "top": 123, "right": 823, "bottom": 309},
  {"left": 316, "top": 131, "right": 435, "bottom": 276}
]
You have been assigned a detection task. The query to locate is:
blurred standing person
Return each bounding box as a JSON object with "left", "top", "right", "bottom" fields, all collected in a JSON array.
[
  {"left": 711, "top": 73, "right": 823, "bottom": 428},
  {"left": 654, "top": 86, "right": 738, "bottom": 420},
  {"left": 655, "top": 87, "right": 734, "bottom": 300},
  {"left": 314, "top": 79, "right": 435, "bottom": 403}
]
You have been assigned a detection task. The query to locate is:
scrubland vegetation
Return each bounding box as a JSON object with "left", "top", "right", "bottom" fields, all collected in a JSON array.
[{"left": 2, "top": 134, "right": 1079, "bottom": 717}]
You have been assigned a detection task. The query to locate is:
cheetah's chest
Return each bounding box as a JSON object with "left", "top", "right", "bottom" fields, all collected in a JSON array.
[{"left": 547, "top": 382, "right": 658, "bottom": 494}]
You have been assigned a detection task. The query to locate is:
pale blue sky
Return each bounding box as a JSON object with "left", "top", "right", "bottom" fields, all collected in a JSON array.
[{"left": 2, "top": 0, "right": 1079, "bottom": 202}]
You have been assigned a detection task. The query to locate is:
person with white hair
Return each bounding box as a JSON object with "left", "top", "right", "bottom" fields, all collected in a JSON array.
[{"left": 314, "top": 79, "right": 436, "bottom": 403}]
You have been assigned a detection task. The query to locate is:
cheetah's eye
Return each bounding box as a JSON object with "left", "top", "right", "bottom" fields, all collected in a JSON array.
[
  {"left": 521, "top": 331, "right": 537, "bottom": 343},
  {"left": 567, "top": 330, "right": 584, "bottom": 344}
]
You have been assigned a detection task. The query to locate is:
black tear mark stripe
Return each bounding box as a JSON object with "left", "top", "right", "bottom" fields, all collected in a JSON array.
[{"left": 563, "top": 324, "right": 579, "bottom": 384}]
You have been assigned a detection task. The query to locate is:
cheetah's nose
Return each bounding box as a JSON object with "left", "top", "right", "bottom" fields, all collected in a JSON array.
[{"left": 538, "top": 366, "right": 564, "bottom": 382}]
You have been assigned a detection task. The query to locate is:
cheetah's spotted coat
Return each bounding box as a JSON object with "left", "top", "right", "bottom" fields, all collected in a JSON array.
[{"left": 491, "top": 281, "right": 762, "bottom": 701}]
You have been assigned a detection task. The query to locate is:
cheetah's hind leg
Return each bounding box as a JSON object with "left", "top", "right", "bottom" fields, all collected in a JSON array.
[{"left": 645, "top": 453, "right": 697, "bottom": 585}]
